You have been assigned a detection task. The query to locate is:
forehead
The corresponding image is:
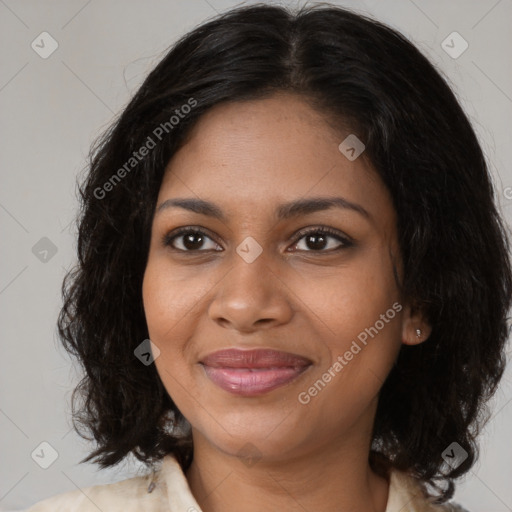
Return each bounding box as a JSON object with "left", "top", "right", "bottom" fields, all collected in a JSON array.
[{"left": 158, "top": 93, "right": 394, "bottom": 228}]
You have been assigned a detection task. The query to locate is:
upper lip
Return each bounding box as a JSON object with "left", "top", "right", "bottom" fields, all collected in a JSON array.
[{"left": 200, "top": 348, "right": 312, "bottom": 369}]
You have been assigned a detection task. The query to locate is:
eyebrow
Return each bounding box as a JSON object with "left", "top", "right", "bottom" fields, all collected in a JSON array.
[{"left": 155, "top": 196, "right": 371, "bottom": 222}]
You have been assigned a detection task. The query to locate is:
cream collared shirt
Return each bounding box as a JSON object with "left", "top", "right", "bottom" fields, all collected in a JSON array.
[{"left": 24, "top": 455, "right": 469, "bottom": 512}]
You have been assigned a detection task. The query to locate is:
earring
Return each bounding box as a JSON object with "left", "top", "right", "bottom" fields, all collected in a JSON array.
[{"left": 416, "top": 328, "right": 422, "bottom": 339}]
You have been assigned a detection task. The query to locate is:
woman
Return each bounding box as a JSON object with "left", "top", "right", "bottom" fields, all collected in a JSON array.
[{"left": 25, "top": 3, "right": 511, "bottom": 511}]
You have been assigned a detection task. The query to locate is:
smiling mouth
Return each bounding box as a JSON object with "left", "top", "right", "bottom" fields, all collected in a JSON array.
[{"left": 199, "top": 348, "right": 312, "bottom": 396}]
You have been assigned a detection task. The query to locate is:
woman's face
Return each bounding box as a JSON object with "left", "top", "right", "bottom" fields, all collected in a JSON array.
[{"left": 143, "top": 93, "right": 419, "bottom": 462}]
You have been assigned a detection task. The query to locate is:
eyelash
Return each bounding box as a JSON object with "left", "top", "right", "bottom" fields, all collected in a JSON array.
[{"left": 161, "top": 226, "right": 354, "bottom": 254}]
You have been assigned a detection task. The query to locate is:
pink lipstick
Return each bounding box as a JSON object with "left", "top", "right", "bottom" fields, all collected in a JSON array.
[{"left": 200, "top": 348, "right": 311, "bottom": 396}]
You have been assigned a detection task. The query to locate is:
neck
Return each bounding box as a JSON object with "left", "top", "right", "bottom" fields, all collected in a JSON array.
[{"left": 185, "top": 425, "right": 389, "bottom": 512}]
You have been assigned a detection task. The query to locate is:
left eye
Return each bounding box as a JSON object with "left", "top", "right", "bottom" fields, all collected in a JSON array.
[{"left": 290, "top": 228, "right": 353, "bottom": 252}]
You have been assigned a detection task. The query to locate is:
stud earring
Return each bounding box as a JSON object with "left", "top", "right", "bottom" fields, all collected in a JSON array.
[{"left": 416, "top": 328, "right": 422, "bottom": 339}]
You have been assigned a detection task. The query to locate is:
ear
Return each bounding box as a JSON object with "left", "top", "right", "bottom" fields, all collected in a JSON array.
[{"left": 400, "top": 302, "right": 432, "bottom": 346}]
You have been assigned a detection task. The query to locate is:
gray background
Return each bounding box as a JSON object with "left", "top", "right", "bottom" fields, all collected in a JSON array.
[{"left": 1, "top": 0, "right": 511, "bottom": 510}]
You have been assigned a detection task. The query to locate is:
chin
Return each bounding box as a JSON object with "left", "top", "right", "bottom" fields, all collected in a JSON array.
[{"left": 191, "top": 407, "right": 316, "bottom": 461}]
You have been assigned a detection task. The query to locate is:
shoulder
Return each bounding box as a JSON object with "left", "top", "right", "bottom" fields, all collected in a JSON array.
[
  {"left": 438, "top": 505, "right": 470, "bottom": 512},
  {"left": 23, "top": 469, "right": 167, "bottom": 512},
  {"left": 388, "top": 469, "right": 470, "bottom": 512}
]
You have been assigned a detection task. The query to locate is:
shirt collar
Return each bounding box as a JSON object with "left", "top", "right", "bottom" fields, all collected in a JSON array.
[{"left": 159, "top": 454, "right": 439, "bottom": 512}]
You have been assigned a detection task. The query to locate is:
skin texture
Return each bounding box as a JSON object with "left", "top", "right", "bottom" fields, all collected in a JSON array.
[{"left": 142, "top": 93, "right": 431, "bottom": 512}]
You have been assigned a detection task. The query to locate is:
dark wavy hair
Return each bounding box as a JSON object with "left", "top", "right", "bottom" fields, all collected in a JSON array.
[{"left": 58, "top": 2, "right": 512, "bottom": 504}]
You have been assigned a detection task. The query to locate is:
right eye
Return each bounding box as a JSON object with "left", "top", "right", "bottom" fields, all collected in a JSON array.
[{"left": 162, "top": 227, "right": 223, "bottom": 252}]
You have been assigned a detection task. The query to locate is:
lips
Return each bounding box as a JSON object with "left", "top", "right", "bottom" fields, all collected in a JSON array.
[{"left": 199, "top": 348, "right": 312, "bottom": 396}]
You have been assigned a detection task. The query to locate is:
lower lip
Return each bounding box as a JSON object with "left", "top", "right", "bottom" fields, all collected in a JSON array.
[{"left": 201, "top": 365, "right": 310, "bottom": 396}]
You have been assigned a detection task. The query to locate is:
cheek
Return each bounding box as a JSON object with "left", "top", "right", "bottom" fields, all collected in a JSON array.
[
  {"left": 142, "top": 256, "right": 221, "bottom": 383},
  {"left": 142, "top": 259, "right": 200, "bottom": 405},
  {"left": 142, "top": 257, "right": 205, "bottom": 341},
  {"left": 296, "top": 250, "right": 402, "bottom": 399},
  {"left": 297, "top": 251, "right": 400, "bottom": 344}
]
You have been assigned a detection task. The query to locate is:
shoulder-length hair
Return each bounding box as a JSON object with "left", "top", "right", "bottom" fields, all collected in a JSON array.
[{"left": 59, "top": 3, "right": 512, "bottom": 503}]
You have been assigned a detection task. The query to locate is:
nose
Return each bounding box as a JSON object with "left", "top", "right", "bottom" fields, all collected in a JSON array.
[{"left": 208, "top": 252, "right": 294, "bottom": 333}]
